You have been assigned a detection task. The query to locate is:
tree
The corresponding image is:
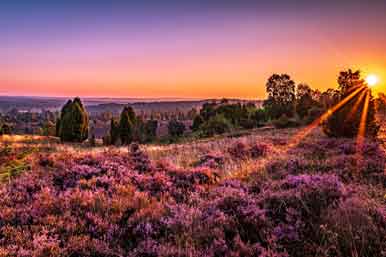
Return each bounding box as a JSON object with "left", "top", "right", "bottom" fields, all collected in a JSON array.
[
  {"left": 191, "top": 114, "right": 204, "bottom": 131},
  {"left": 296, "top": 83, "right": 318, "bottom": 118},
  {"left": 168, "top": 119, "right": 185, "bottom": 137},
  {"left": 263, "top": 74, "right": 296, "bottom": 119},
  {"left": 323, "top": 70, "right": 379, "bottom": 138},
  {"left": 110, "top": 118, "right": 120, "bottom": 145},
  {"left": 57, "top": 97, "right": 89, "bottom": 142},
  {"left": 200, "top": 102, "right": 217, "bottom": 121},
  {"left": 338, "top": 69, "right": 361, "bottom": 95},
  {"left": 376, "top": 93, "right": 386, "bottom": 115},
  {"left": 119, "top": 106, "right": 135, "bottom": 145},
  {"left": 0, "top": 123, "right": 11, "bottom": 135},
  {"left": 144, "top": 119, "right": 158, "bottom": 142}
]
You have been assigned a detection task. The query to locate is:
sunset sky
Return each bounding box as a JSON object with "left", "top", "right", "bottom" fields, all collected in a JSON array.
[{"left": 1, "top": 1, "right": 386, "bottom": 99}]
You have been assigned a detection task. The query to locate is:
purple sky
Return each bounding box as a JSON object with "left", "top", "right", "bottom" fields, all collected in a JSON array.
[{"left": 1, "top": 1, "right": 386, "bottom": 98}]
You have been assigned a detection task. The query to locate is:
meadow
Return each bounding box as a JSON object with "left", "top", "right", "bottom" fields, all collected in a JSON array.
[{"left": 0, "top": 121, "right": 385, "bottom": 257}]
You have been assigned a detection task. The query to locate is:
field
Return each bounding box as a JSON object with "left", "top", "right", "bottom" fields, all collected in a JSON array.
[{"left": 0, "top": 123, "right": 385, "bottom": 256}]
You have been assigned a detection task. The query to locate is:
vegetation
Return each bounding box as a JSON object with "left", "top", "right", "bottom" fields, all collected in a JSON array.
[
  {"left": 119, "top": 106, "right": 136, "bottom": 145},
  {"left": 56, "top": 97, "right": 89, "bottom": 142},
  {"left": 322, "top": 70, "right": 379, "bottom": 138},
  {"left": 0, "top": 123, "right": 12, "bottom": 135},
  {"left": 263, "top": 73, "right": 296, "bottom": 119},
  {"left": 0, "top": 123, "right": 385, "bottom": 256},
  {"left": 167, "top": 118, "right": 186, "bottom": 137}
]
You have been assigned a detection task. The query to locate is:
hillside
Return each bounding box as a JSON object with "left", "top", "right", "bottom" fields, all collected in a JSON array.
[{"left": 0, "top": 123, "right": 385, "bottom": 256}]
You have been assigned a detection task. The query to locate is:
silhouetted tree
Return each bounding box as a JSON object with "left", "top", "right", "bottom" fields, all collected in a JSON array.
[
  {"left": 0, "top": 123, "right": 11, "bottom": 135},
  {"left": 338, "top": 69, "right": 361, "bottom": 95},
  {"left": 263, "top": 74, "right": 296, "bottom": 119},
  {"left": 320, "top": 88, "right": 340, "bottom": 110},
  {"left": 119, "top": 106, "right": 135, "bottom": 145},
  {"left": 323, "top": 70, "right": 379, "bottom": 138},
  {"left": 110, "top": 118, "right": 120, "bottom": 145},
  {"left": 168, "top": 119, "right": 185, "bottom": 137},
  {"left": 144, "top": 119, "right": 158, "bottom": 142},
  {"left": 296, "top": 83, "right": 318, "bottom": 118},
  {"left": 191, "top": 114, "right": 204, "bottom": 131},
  {"left": 200, "top": 102, "right": 217, "bottom": 120}
]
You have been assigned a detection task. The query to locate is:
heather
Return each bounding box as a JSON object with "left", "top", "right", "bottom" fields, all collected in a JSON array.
[{"left": 0, "top": 125, "right": 385, "bottom": 257}]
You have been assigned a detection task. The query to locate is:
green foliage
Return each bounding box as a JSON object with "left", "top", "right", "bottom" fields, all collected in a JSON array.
[
  {"left": 263, "top": 73, "right": 296, "bottom": 119},
  {"left": 110, "top": 118, "right": 120, "bottom": 145},
  {"left": 168, "top": 119, "right": 185, "bottom": 137},
  {"left": 57, "top": 98, "right": 89, "bottom": 142},
  {"left": 323, "top": 70, "right": 379, "bottom": 138},
  {"left": 201, "top": 114, "right": 232, "bottom": 137},
  {"left": 119, "top": 106, "right": 135, "bottom": 145},
  {"left": 193, "top": 101, "right": 267, "bottom": 137}
]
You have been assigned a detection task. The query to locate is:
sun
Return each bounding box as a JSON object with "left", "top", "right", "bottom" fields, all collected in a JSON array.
[{"left": 365, "top": 74, "right": 379, "bottom": 87}]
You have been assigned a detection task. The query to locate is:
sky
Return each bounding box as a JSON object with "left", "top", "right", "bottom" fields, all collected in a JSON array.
[{"left": 1, "top": 0, "right": 386, "bottom": 99}]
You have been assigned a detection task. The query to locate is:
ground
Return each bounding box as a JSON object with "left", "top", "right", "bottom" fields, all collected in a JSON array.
[{"left": 0, "top": 121, "right": 385, "bottom": 256}]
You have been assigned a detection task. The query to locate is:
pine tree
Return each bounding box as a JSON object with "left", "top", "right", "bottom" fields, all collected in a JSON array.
[
  {"left": 110, "top": 118, "right": 120, "bottom": 145},
  {"left": 57, "top": 97, "right": 89, "bottom": 142},
  {"left": 119, "top": 106, "right": 135, "bottom": 145}
]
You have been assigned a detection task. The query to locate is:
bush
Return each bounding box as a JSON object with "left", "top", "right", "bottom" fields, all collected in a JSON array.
[
  {"left": 201, "top": 114, "right": 232, "bottom": 137},
  {"left": 0, "top": 123, "right": 12, "bottom": 135},
  {"left": 304, "top": 106, "right": 324, "bottom": 124},
  {"left": 191, "top": 114, "right": 204, "bottom": 131},
  {"left": 272, "top": 114, "right": 300, "bottom": 129},
  {"left": 167, "top": 119, "right": 186, "bottom": 138},
  {"left": 321, "top": 197, "right": 386, "bottom": 257}
]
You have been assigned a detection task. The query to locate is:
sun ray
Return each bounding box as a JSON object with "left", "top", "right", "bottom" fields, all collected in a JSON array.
[
  {"left": 285, "top": 85, "right": 366, "bottom": 150},
  {"left": 344, "top": 88, "right": 367, "bottom": 123},
  {"left": 356, "top": 89, "right": 370, "bottom": 154}
]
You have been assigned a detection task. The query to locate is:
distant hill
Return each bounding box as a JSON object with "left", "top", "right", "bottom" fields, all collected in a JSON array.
[{"left": 0, "top": 96, "right": 263, "bottom": 114}]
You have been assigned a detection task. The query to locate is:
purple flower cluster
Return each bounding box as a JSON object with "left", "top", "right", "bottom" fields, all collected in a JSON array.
[
  {"left": 0, "top": 136, "right": 385, "bottom": 256},
  {"left": 228, "top": 141, "right": 269, "bottom": 160}
]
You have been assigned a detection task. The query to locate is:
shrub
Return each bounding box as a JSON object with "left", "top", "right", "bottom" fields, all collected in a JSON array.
[
  {"left": 0, "top": 123, "right": 12, "bottom": 135},
  {"left": 167, "top": 119, "right": 185, "bottom": 138},
  {"left": 191, "top": 114, "right": 204, "bottom": 131},
  {"left": 201, "top": 114, "right": 232, "bottom": 137},
  {"left": 304, "top": 106, "right": 324, "bottom": 124},
  {"left": 321, "top": 197, "right": 386, "bottom": 257},
  {"left": 272, "top": 114, "right": 300, "bottom": 129}
]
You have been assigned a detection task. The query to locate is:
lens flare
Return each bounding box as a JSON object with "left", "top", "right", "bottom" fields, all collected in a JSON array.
[{"left": 366, "top": 74, "right": 379, "bottom": 87}]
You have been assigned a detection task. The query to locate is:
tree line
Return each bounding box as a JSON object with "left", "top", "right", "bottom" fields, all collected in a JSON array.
[{"left": 51, "top": 69, "right": 380, "bottom": 144}]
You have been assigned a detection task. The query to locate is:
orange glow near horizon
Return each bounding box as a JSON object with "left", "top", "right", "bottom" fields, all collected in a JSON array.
[{"left": 0, "top": 11, "right": 386, "bottom": 99}]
